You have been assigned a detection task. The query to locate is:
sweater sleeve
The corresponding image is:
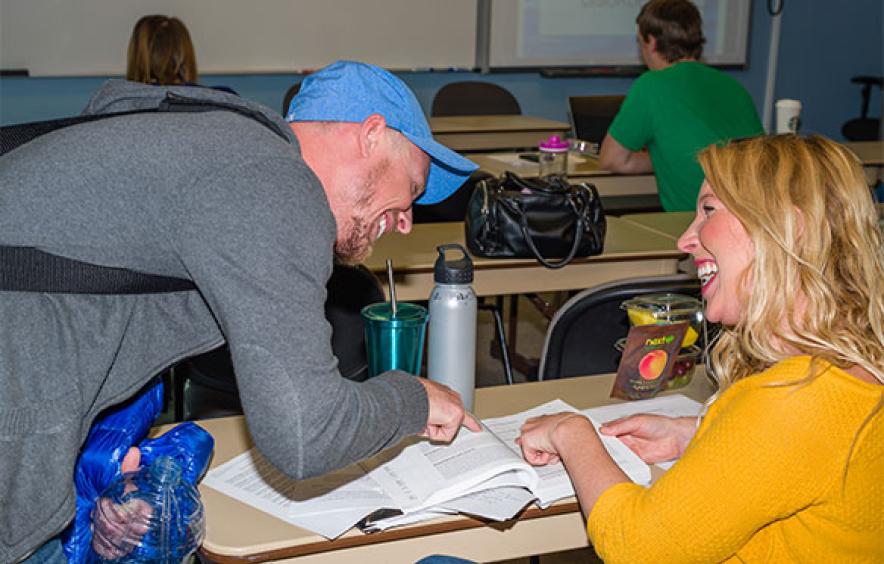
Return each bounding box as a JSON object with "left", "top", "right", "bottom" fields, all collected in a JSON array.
[
  {"left": 586, "top": 363, "right": 845, "bottom": 563},
  {"left": 175, "top": 156, "right": 428, "bottom": 479}
]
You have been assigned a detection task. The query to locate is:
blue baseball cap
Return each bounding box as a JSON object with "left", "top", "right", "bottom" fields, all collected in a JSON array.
[{"left": 286, "top": 61, "right": 478, "bottom": 205}]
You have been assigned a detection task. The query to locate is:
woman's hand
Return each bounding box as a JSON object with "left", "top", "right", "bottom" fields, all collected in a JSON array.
[
  {"left": 517, "top": 412, "right": 630, "bottom": 519},
  {"left": 516, "top": 412, "right": 596, "bottom": 466},
  {"left": 599, "top": 414, "right": 698, "bottom": 464}
]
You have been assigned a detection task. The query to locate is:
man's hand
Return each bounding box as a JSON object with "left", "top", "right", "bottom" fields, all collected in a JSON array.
[
  {"left": 91, "top": 447, "right": 152, "bottom": 559},
  {"left": 599, "top": 414, "right": 697, "bottom": 463},
  {"left": 417, "top": 378, "right": 481, "bottom": 442},
  {"left": 120, "top": 446, "right": 140, "bottom": 473}
]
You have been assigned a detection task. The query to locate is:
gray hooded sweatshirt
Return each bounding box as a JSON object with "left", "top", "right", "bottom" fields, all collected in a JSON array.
[{"left": 0, "top": 80, "right": 427, "bottom": 562}]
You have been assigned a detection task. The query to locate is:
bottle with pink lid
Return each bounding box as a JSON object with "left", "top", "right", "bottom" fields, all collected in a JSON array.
[{"left": 538, "top": 135, "right": 569, "bottom": 178}]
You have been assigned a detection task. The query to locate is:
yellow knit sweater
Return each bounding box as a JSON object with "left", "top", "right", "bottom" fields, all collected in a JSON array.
[{"left": 587, "top": 356, "right": 884, "bottom": 563}]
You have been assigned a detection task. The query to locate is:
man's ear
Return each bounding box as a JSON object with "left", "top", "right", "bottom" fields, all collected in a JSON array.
[{"left": 357, "top": 114, "right": 388, "bottom": 158}]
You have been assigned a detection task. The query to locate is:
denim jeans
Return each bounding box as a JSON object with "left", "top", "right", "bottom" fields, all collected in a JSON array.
[
  {"left": 416, "top": 556, "right": 475, "bottom": 564},
  {"left": 20, "top": 537, "right": 66, "bottom": 564}
]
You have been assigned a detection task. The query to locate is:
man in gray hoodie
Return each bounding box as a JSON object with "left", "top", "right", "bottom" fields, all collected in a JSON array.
[{"left": 1, "top": 61, "right": 480, "bottom": 563}]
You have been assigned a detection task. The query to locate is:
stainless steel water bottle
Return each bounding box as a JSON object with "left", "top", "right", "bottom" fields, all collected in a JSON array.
[{"left": 428, "top": 244, "right": 477, "bottom": 411}]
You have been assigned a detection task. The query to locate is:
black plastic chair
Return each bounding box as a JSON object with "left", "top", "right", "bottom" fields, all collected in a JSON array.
[
  {"left": 538, "top": 274, "right": 704, "bottom": 381},
  {"left": 429, "top": 81, "right": 523, "bottom": 384},
  {"left": 431, "top": 81, "right": 521, "bottom": 117},
  {"left": 841, "top": 75, "right": 882, "bottom": 141},
  {"left": 174, "top": 263, "right": 385, "bottom": 421},
  {"left": 413, "top": 171, "right": 492, "bottom": 224}
]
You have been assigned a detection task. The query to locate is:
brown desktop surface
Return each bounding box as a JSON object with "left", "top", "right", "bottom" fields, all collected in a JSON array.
[{"left": 179, "top": 371, "right": 714, "bottom": 563}]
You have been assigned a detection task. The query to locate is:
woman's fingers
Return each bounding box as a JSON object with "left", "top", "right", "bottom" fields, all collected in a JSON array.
[{"left": 599, "top": 415, "right": 643, "bottom": 436}]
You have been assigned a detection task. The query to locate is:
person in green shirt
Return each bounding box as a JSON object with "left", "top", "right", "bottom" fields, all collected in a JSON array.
[{"left": 600, "top": 0, "right": 763, "bottom": 212}]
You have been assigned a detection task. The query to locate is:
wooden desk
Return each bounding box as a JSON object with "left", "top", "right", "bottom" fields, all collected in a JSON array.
[
  {"left": 364, "top": 217, "right": 685, "bottom": 302},
  {"left": 192, "top": 371, "right": 716, "bottom": 563},
  {"left": 619, "top": 211, "right": 695, "bottom": 241},
  {"left": 470, "top": 152, "right": 661, "bottom": 214},
  {"left": 844, "top": 140, "right": 883, "bottom": 186},
  {"left": 429, "top": 115, "right": 570, "bottom": 153},
  {"left": 469, "top": 152, "right": 659, "bottom": 199},
  {"left": 467, "top": 141, "right": 881, "bottom": 197},
  {"left": 844, "top": 140, "right": 884, "bottom": 166}
]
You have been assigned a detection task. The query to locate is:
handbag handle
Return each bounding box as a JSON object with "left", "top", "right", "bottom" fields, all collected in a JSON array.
[
  {"left": 503, "top": 170, "right": 570, "bottom": 194},
  {"left": 516, "top": 197, "right": 586, "bottom": 269}
]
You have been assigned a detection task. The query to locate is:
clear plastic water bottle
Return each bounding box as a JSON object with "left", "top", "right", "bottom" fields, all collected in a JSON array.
[
  {"left": 89, "top": 456, "right": 205, "bottom": 563},
  {"left": 428, "top": 244, "right": 477, "bottom": 411},
  {"left": 538, "top": 135, "right": 569, "bottom": 178}
]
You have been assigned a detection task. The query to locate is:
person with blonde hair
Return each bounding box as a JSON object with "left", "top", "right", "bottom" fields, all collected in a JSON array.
[
  {"left": 126, "top": 15, "right": 197, "bottom": 85},
  {"left": 518, "top": 134, "right": 884, "bottom": 562}
]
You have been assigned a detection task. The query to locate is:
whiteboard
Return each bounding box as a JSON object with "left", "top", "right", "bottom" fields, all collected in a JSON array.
[
  {"left": 0, "top": 0, "right": 477, "bottom": 76},
  {"left": 488, "top": 0, "right": 751, "bottom": 68}
]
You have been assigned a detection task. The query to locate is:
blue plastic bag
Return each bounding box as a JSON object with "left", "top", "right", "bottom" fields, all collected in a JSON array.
[
  {"left": 62, "top": 380, "right": 214, "bottom": 562},
  {"left": 88, "top": 456, "right": 206, "bottom": 563}
]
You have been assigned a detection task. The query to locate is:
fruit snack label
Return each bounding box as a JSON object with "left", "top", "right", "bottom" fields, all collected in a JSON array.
[{"left": 611, "top": 322, "right": 688, "bottom": 400}]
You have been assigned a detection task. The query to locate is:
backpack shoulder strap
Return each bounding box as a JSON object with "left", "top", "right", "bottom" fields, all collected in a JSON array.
[{"left": 0, "top": 247, "right": 197, "bottom": 295}]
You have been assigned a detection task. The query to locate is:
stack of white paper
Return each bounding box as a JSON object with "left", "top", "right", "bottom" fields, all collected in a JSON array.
[
  {"left": 202, "top": 394, "right": 703, "bottom": 538},
  {"left": 583, "top": 394, "right": 704, "bottom": 470}
]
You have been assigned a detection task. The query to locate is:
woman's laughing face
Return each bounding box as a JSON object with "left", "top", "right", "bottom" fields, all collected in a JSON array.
[{"left": 678, "top": 181, "right": 754, "bottom": 325}]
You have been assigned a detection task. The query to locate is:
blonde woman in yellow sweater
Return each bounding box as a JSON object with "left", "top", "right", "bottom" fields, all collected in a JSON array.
[{"left": 517, "top": 134, "right": 884, "bottom": 563}]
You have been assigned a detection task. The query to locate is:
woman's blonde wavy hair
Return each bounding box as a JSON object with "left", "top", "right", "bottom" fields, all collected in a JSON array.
[
  {"left": 126, "top": 15, "right": 197, "bottom": 85},
  {"left": 697, "top": 134, "right": 884, "bottom": 390}
]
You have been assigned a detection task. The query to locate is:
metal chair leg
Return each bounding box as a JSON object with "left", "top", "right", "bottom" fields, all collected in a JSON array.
[{"left": 478, "top": 302, "right": 514, "bottom": 386}]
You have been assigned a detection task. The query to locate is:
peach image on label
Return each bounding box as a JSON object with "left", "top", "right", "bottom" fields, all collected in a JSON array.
[{"left": 639, "top": 349, "right": 668, "bottom": 380}]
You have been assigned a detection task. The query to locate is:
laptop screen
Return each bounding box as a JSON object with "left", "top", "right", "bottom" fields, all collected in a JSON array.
[{"left": 568, "top": 95, "right": 625, "bottom": 145}]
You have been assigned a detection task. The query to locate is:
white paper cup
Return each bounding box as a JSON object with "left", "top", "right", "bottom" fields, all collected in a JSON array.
[{"left": 776, "top": 99, "right": 802, "bottom": 134}]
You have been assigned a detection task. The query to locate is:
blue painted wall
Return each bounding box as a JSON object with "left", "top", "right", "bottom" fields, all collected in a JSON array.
[{"left": 1, "top": 0, "right": 881, "bottom": 140}]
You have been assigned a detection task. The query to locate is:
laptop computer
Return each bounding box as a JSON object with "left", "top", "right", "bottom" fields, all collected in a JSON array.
[{"left": 567, "top": 95, "right": 626, "bottom": 150}]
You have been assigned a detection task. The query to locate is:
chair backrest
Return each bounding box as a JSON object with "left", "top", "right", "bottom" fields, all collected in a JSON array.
[
  {"left": 841, "top": 75, "right": 882, "bottom": 141},
  {"left": 568, "top": 95, "right": 625, "bottom": 145},
  {"left": 413, "top": 171, "right": 493, "bottom": 224},
  {"left": 280, "top": 81, "right": 302, "bottom": 116},
  {"left": 325, "top": 264, "right": 386, "bottom": 381},
  {"left": 538, "top": 274, "right": 702, "bottom": 381},
  {"left": 431, "top": 81, "right": 521, "bottom": 117},
  {"left": 181, "top": 264, "right": 385, "bottom": 419}
]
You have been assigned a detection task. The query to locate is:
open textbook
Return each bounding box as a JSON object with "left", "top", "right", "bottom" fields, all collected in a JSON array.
[{"left": 202, "top": 395, "right": 703, "bottom": 538}]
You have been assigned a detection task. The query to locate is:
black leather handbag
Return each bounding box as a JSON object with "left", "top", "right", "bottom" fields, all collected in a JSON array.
[{"left": 465, "top": 171, "right": 606, "bottom": 269}]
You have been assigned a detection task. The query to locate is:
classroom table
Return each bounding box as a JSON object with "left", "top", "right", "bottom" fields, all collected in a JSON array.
[
  {"left": 469, "top": 151, "right": 661, "bottom": 214},
  {"left": 844, "top": 141, "right": 883, "bottom": 186},
  {"left": 184, "top": 370, "right": 716, "bottom": 563},
  {"left": 844, "top": 140, "right": 884, "bottom": 166},
  {"left": 364, "top": 217, "right": 685, "bottom": 302},
  {"left": 469, "top": 151, "right": 658, "bottom": 197},
  {"left": 471, "top": 141, "right": 884, "bottom": 212},
  {"left": 618, "top": 211, "right": 695, "bottom": 241},
  {"left": 429, "top": 115, "right": 571, "bottom": 153}
]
